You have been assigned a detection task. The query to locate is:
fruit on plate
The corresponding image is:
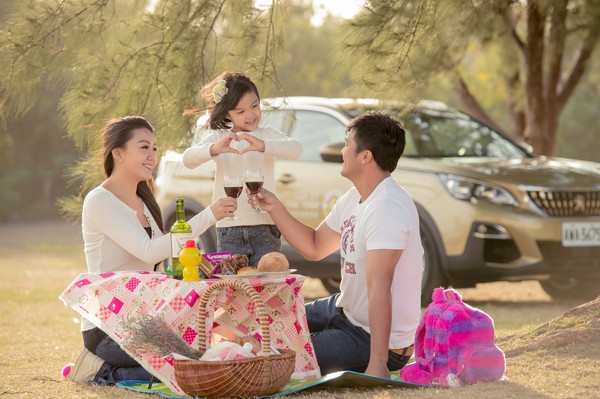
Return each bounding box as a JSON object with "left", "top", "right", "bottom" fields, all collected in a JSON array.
[{"left": 257, "top": 252, "right": 289, "bottom": 272}]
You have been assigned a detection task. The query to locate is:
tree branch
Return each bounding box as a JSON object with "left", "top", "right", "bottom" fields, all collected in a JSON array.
[
  {"left": 544, "top": 1, "right": 567, "bottom": 105},
  {"left": 453, "top": 72, "right": 505, "bottom": 135},
  {"left": 557, "top": 24, "right": 600, "bottom": 112}
]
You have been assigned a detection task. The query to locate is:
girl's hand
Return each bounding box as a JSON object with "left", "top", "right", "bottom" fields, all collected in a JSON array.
[
  {"left": 237, "top": 133, "right": 265, "bottom": 154},
  {"left": 210, "top": 197, "right": 238, "bottom": 220},
  {"left": 210, "top": 132, "right": 240, "bottom": 156}
]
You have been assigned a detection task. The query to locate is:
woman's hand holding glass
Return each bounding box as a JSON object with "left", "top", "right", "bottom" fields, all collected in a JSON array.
[{"left": 210, "top": 196, "right": 238, "bottom": 221}]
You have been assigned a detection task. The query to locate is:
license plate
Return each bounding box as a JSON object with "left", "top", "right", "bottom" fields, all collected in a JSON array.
[{"left": 562, "top": 222, "right": 600, "bottom": 247}]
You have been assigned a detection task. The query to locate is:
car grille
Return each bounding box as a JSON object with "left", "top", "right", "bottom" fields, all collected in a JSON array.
[{"left": 527, "top": 190, "right": 600, "bottom": 217}]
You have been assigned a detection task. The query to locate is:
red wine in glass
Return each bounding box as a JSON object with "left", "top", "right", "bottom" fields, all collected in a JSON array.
[
  {"left": 245, "top": 181, "right": 263, "bottom": 196},
  {"left": 224, "top": 186, "right": 243, "bottom": 198},
  {"left": 223, "top": 175, "right": 243, "bottom": 220}
]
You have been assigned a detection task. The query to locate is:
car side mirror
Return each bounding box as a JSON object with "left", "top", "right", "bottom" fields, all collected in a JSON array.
[{"left": 319, "top": 142, "right": 344, "bottom": 163}]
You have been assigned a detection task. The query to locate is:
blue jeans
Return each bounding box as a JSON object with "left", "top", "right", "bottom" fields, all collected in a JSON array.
[
  {"left": 217, "top": 225, "right": 281, "bottom": 266},
  {"left": 306, "top": 293, "right": 410, "bottom": 375},
  {"left": 93, "top": 334, "right": 153, "bottom": 385}
]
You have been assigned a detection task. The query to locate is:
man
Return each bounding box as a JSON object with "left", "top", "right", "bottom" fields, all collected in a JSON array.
[{"left": 251, "top": 111, "right": 423, "bottom": 378}]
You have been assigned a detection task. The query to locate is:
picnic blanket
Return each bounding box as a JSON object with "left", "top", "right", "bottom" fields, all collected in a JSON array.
[{"left": 117, "top": 370, "right": 427, "bottom": 398}]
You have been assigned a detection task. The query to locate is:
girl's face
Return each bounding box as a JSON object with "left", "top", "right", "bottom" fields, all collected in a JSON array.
[
  {"left": 113, "top": 128, "right": 157, "bottom": 182},
  {"left": 227, "top": 91, "right": 261, "bottom": 132}
]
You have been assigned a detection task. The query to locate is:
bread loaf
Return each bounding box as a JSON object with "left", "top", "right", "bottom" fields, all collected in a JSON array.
[{"left": 257, "top": 252, "right": 289, "bottom": 272}]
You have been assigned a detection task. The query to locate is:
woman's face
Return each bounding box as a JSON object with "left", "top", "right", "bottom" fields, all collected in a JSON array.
[
  {"left": 113, "top": 127, "right": 157, "bottom": 181},
  {"left": 227, "top": 91, "right": 261, "bottom": 132}
]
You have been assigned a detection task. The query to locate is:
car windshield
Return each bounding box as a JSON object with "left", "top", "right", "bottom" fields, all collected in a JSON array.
[{"left": 340, "top": 104, "right": 528, "bottom": 159}]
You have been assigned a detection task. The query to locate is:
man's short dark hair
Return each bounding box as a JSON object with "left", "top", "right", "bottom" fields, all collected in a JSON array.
[{"left": 346, "top": 111, "right": 406, "bottom": 172}]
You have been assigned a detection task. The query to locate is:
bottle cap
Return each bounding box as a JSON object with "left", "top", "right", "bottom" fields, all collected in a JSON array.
[{"left": 184, "top": 240, "right": 196, "bottom": 248}]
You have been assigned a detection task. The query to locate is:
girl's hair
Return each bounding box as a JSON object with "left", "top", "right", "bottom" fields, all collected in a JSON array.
[
  {"left": 185, "top": 71, "right": 260, "bottom": 130},
  {"left": 101, "top": 116, "right": 164, "bottom": 232}
]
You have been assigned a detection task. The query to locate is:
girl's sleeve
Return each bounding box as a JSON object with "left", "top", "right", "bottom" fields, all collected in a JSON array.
[
  {"left": 182, "top": 132, "right": 219, "bottom": 168},
  {"left": 262, "top": 127, "right": 303, "bottom": 160},
  {"left": 84, "top": 192, "right": 171, "bottom": 264}
]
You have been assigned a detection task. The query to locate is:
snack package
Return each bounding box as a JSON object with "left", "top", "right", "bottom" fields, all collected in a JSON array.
[{"left": 202, "top": 252, "right": 231, "bottom": 277}]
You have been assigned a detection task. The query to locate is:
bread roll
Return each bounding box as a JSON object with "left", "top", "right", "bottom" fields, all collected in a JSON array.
[
  {"left": 237, "top": 266, "right": 259, "bottom": 275},
  {"left": 258, "top": 252, "right": 289, "bottom": 272}
]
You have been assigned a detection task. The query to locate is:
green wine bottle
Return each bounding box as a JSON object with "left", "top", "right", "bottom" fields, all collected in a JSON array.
[{"left": 170, "top": 198, "right": 192, "bottom": 280}]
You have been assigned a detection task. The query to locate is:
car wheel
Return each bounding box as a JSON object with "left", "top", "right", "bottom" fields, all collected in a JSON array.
[
  {"left": 539, "top": 277, "right": 600, "bottom": 301},
  {"left": 420, "top": 223, "right": 448, "bottom": 307},
  {"left": 320, "top": 277, "right": 341, "bottom": 295}
]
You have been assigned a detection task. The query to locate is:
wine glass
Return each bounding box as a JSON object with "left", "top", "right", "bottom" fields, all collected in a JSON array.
[
  {"left": 223, "top": 175, "right": 243, "bottom": 220},
  {"left": 244, "top": 168, "right": 265, "bottom": 213}
]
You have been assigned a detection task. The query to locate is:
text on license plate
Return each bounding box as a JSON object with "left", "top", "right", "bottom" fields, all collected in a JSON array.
[{"left": 562, "top": 222, "right": 600, "bottom": 247}]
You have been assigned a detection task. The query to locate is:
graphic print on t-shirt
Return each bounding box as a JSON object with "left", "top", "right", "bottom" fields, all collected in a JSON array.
[{"left": 341, "top": 215, "right": 357, "bottom": 275}]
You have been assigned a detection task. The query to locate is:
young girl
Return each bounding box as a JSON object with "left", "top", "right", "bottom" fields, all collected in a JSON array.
[
  {"left": 182, "top": 72, "right": 302, "bottom": 266},
  {"left": 68, "top": 116, "right": 236, "bottom": 385}
]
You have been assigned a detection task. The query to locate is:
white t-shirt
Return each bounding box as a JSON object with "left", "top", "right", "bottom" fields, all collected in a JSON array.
[
  {"left": 182, "top": 127, "right": 302, "bottom": 227},
  {"left": 80, "top": 185, "right": 216, "bottom": 330},
  {"left": 324, "top": 176, "right": 424, "bottom": 349}
]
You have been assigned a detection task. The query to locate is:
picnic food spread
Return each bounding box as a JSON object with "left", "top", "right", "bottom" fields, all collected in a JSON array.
[{"left": 217, "top": 252, "right": 290, "bottom": 275}]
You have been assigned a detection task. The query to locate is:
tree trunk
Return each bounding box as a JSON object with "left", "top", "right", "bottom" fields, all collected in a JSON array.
[{"left": 524, "top": 0, "right": 548, "bottom": 155}]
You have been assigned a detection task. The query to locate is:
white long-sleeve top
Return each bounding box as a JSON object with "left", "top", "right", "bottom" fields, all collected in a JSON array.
[
  {"left": 80, "top": 185, "right": 216, "bottom": 331},
  {"left": 182, "top": 127, "right": 302, "bottom": 228}
]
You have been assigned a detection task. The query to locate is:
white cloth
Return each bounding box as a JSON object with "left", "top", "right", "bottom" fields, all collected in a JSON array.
[
  {"left": 80, "top": 185, "right": 216, "bottom": 330},
  {"left": 324, "top": 176, "right": 424, "bottom": 349},
  {"left": 182, "top": 127, "right": 302, "bottom": 227}
]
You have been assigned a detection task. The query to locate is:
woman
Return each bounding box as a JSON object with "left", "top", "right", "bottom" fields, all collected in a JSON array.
[{"left": 67, "top": 116, "right": 237, "bottom": 385}]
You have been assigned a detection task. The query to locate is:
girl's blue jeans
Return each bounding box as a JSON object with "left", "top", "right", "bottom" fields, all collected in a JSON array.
[{"left": 306, "top": 293, "right": 411, "bottom": 375}]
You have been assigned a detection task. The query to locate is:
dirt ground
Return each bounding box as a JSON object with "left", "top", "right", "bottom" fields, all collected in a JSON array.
[{"left": 1, "top": 219, "right": 599, "bottom": 399}]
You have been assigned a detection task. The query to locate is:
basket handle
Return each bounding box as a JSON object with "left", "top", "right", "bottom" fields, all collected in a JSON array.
[{"left": 198, "top": 278, "right": 271, "bottom": 357}]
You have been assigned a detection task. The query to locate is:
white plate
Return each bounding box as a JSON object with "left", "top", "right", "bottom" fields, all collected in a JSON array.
[
  {"left": 261, "top": 269, "right": 298, "bottom": 278},
  {"left": 214, "top": 272, "right": 265, "bottom": 279}
]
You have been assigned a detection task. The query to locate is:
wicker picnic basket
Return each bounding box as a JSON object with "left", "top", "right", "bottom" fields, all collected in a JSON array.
[{"left": 174, "top": 278, "right": 296, "bottom": 398}]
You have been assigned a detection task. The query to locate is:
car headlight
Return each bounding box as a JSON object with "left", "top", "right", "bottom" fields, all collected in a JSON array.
[{"left": 439, "top": 174, "right": 518, "bottom": 207}]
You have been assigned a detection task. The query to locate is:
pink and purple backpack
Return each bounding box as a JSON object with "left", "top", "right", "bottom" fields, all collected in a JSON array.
[{"left": 401, "top": 287, "right": 506, "bottom": 387}]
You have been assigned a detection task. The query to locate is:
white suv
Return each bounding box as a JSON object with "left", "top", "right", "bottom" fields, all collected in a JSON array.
[{"left": 156, "top": 96, "right": 600, "bottom": 305}]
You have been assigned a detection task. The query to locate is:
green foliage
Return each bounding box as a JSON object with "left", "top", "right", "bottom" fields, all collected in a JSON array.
[
  {"left": 344, "top": 0, "right": 600, "bottom": 156},
  {"left": 0, "top": 0, "right": 284, "bottom": 221}
]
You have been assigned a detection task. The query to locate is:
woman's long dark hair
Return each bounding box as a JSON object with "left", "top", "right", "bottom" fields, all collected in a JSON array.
[{"left": 102, "top": 116, "right": 164, "bottom": 232}]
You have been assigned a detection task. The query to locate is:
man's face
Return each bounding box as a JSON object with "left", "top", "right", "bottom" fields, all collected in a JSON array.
[{"left": 341, "top": 128, "right": 363, "bottom": 179}]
